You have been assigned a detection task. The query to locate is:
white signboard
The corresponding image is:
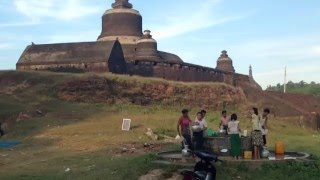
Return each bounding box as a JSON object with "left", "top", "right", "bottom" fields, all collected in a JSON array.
[{"left": 122, "top": 119, "right": 131, "bottom": 131}]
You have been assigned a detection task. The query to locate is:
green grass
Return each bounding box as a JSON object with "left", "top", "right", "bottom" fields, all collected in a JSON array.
[
  {"left": 0, "top": 71, "right": 320, "bottom": 179},
  {"left": 216, "top": 160, "right": 320, "bottom": 180},
  {"left": 0, "top": 152, "right": 173, "bottom": 180}
]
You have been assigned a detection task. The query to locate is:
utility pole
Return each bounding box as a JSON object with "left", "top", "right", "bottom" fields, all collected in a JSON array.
[{"left": 284, "top": 66, "right": 287, "bottom": 93}]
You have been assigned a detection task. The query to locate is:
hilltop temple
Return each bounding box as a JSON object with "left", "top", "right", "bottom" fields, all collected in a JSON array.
[{"left": 16, "top": 0, "right": 261, "bottom": 89}]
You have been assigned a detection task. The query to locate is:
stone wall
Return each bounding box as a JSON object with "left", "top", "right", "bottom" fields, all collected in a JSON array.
[
  {"left": 16, "top": 41, "right": 127, "bottom": 73},
  {"left": 127, "top": 60, "right": 225, "bottom": 82},
  {"left": 125, "top": 61, "right": 261, "bottom": 89},
  {"left": 17, "top": 57, "right": 257, "bottom": 89},
  {"left": 17, "top": 62, "right": 109, "bottom": 72}
]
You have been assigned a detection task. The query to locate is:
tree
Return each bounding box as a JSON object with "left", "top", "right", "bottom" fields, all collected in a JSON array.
[
  {"left": 267, "top": 80, "right": 320, "bottom": 96},
  {"left": 298, "top": 80, "right": 306, "bottom": 87}
]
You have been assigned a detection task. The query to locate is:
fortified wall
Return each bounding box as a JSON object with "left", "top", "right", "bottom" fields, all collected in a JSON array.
[{"left": 127, "top": 60, "right": 225, "bottom": 83}]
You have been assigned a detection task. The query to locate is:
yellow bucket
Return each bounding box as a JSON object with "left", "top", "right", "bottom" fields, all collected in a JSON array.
[
  {"left": 244, "top": 151, "right": 252, "bottom": 159},
  {"left": 275, "top": 141, "right": 285, "bottom": 155}
]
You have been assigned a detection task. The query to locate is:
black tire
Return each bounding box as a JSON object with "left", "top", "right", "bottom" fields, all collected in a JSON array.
[{"left": 194, "top": 162, "right": 216, "bottom": 180}]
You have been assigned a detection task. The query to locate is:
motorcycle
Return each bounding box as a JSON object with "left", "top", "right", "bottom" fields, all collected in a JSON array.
[{"left": 181, "top": 150, "right": 222, "bottom": 180}]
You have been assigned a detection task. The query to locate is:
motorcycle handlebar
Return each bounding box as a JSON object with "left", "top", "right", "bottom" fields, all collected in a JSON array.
[{"left": 187, "top": 150, "right": 224, "bottom": 163}]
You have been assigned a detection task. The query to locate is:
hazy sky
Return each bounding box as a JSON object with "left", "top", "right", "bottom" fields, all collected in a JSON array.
[{"left": 0, "top": 0, "right": 319, "bottom": 88}]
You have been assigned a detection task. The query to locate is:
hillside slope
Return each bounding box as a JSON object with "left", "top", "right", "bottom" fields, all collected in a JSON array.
[
  {"left": 57, "top": 74, "right": 247, "bottom": 109},
  {"left": 242, "top": 85, "right": 320, "bottom": 117},
  {"left": 0, "top": 71, "right": 247, "bottom": 115}
]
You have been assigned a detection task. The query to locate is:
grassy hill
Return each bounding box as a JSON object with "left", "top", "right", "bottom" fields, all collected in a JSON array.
[{"left": 0, "top": 71, "right": 319, "bottom": 179}]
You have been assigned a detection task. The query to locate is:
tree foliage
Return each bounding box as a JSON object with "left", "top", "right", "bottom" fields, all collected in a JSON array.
[{"left": 266, "top": 81, "right": 320, "bottom": 96}]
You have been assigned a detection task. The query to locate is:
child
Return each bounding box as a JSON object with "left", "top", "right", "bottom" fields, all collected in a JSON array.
[
  {"left": 228, "top": 113, "right": 241, "bottom": 159},
  {"left": 219, "top": 110, "right": 229, "bottom": 135}
]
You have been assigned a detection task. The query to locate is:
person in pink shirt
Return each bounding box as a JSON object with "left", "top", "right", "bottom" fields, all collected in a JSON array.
[
  {"left": 177, "top": 109, "right": 193, "bottom": 150},
  {"left": 219, "top": 110, "right": 229, "bottom": 135}
]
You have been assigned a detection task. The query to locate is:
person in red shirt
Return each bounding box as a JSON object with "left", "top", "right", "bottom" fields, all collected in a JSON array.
[{"left": 177, "top": 109, "right": 193, "bottom": 150}]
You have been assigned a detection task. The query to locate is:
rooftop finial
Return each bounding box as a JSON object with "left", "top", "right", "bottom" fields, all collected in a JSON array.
[
  {"left": 249, "top": 65, "right": 253, "bottom": 77},
  {"left": 112, "top": 0, "right": 133, "bottom": 9},
  {"left": 220, "top": 50, "right": 229, "bottom": 58},
  {"left": 143, "top": 30, "right": 152, "bottom": 38}
]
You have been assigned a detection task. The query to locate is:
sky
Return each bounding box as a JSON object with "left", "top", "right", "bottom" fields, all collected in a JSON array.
[{"left": 0, "top": 0, "right": 319, "bottom": 89}]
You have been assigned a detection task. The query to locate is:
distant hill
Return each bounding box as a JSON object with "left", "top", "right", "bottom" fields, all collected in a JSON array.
[{"left": 266, "top": 81, "right": 320, "bottom": 96}]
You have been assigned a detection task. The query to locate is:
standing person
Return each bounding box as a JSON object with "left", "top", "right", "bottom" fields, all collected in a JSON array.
[
  {"left": 316, "top": 112, "right": 320, "bottom": 132},
  {"left": 260, "top": 108, "right": 270, "bottom": 147},
  {"left": 0, "top": 122, "right": 4, "bottom": 137},
  {"left": 201, "top": 110, "right": 207, "bottom": 119},
  {"left": 177, "top": 109, "right": 193, "bottom": 150},
  {"left": 201, "top": 110, "right": 208, "bottom": 136},
  {"left": 193, "top": 112, "right": 208, "bottom": 150},
  {"left": 219, "top": 110, "right": 229, "bottom": 135},
  {"left": 228, "top": 113, "right": 241, "bottom": 160},
  {"left": 249, "top": 107, "right": 263, "bottom": 160}
]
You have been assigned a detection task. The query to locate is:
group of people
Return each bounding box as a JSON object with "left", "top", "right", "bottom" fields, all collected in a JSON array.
[
  {"left": 177, "top": 109, "right": 208, "bottom": 151},
  {"left": 177, "top": 107, "right": 270, "bottom": 160},
  {"left": 249, "top": 107, "right": 270, "bottom": 159}
]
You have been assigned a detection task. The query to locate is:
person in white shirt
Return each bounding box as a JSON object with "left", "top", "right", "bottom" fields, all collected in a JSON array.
[
  {"left": 248, "top": 107, "right": 263, "bottom": 160},
  {"left": 260, "top": 108, "right": 270, "bottom": 147},
  {"left": 192, "top": 112, "right": 207, "bottom": 150},
  {"left": 200, "top": 110, "right": 208, "bottom": 136}
]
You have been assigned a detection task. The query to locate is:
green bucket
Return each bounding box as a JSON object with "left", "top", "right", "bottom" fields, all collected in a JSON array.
[{"left": 207, "top": 128, "right": 218, "bottom": 136}]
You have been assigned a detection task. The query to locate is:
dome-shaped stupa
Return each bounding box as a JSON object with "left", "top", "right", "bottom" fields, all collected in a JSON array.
[
  {"left": 97, "top": 0, "right": 143, "bottom": 44},
  {"left": 136, "top": 30, "right": 159, "bottom": 59},
  {"left": 216, "top": 50, "right": 235, "bottom": 73}
]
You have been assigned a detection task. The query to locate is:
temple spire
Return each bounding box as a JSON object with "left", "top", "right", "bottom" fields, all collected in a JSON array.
[
  {"left": 249, "top": 65, "right": 252, "bottom": 77},
  {"left": 112, "top": 0, "right": 133, "bottom": 9}
]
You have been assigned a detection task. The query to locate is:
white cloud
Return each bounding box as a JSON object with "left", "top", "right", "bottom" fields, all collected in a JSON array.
[
  {"left": 151, "top": 0, "right": 249, "bottom": 40},
  {"left": 0, "top": 43, "right": 14, "bottom": 50},
  {"left": 227, "top": 34, "right": 320, "bottom": 88},
  {"left": 13, "top": 0, "right": 102, "bottom": 22},
  {"left": 231, "top": 35, "right": 320, "bottom": 62},
  {"left": 255, "top": 65, "right": 320, "bottom": 89},
  {"left": 0, "top": 21, "right": 40, "bottom": 28},
  {"left": 311, "top": 46, "right": 320, "bottom": 55},
  {"left": 255, "top": 66, "right": 320, "bottom": 78}
]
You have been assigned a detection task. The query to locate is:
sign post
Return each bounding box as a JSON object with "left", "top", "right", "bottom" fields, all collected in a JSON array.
[{"left": 122, "top": 119, "right": 131, "bottom": 131}]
